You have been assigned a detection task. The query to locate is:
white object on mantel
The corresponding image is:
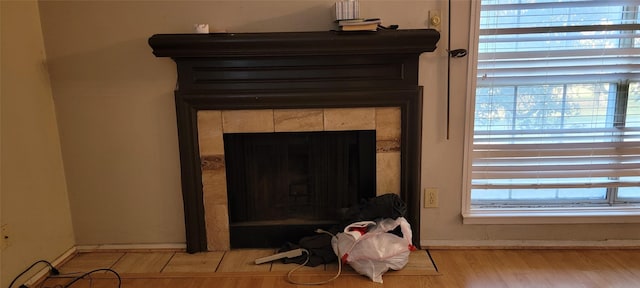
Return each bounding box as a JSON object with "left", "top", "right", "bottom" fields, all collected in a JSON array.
[
  {"left": 194, "top": 24, "right": 209, "bottom": 34},
  {"left": 334, "top": 0, "right": 360, "bottom": 21}
]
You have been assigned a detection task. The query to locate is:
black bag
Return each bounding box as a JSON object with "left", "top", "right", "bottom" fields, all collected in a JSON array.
[
  {"left": 279, "top": 193, "right": 408, "bottom": 266},
  {"left": 340, "top": 193, "right": 407, "bottom": 226}
]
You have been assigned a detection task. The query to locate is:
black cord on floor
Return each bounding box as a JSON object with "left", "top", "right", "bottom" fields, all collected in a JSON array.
[
  {"left": 8, "top": 260, "right": 59, "bottom": 288},
  {"left": 61, "top": 268, "right": 121, "bottom": 288}
]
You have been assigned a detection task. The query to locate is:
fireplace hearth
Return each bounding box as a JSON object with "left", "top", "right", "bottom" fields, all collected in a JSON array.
[{"left": 149, "top": 29, "right": 440, "bottom": 252}]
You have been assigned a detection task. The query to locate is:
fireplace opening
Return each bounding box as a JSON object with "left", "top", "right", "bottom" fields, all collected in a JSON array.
[{"left": 224, "top": 130, "right": 376, "bottom": 247}]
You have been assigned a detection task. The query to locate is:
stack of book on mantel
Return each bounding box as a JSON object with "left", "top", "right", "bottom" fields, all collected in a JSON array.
[{"left": 338, "top": 18, "right": 381, "bottom": 31}]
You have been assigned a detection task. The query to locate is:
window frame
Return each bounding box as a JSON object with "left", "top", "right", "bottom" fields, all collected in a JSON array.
[{"left": 462, "top": 0, "right": 640, "bottom": 224}]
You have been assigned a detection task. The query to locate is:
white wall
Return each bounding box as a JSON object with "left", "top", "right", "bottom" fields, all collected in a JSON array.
[
  {"left": 37, "top": 0, "right": 443, "bottom": 246},
  {"left": 1, "top": 1, "right": 75, "bottom": 287},
  {"left": 33, "top": 0, "right": 640, "bottom": 248}
]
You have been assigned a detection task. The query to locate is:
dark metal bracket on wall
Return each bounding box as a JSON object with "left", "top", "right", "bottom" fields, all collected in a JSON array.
[{"left": 149, "top": 30, "right": 440, "bottom": 252}]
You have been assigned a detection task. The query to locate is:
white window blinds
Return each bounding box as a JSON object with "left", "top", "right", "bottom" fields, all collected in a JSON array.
[{"left": 471, "top": 0, "right": 640, "bottom": 205}]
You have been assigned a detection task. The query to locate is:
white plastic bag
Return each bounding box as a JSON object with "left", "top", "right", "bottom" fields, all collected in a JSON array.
[{"left": 331, "top": 217, "right": 415, "bottom": 283}]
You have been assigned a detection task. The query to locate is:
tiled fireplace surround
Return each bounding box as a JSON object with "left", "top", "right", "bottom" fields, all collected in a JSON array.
[
  {"left": 197, "top": 107, "right": 402, "bottom": 250},
  {"left": 148, "top": 29, "right": 439, "bottom": 252}
]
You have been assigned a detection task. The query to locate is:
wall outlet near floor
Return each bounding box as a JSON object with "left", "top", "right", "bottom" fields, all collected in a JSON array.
[
  {"left": 424, "top": 188, "right": 439, "bottom": 208},
  {"left": 1, "top": 224, "right": 10, "bottom": 250}
]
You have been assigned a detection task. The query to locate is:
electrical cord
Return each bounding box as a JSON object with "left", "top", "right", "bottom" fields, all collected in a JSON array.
[
  {"left": 285, "top": 229, "right": 342, "bottom": 285},
  {"left": 8, "top": 260, "right": 59, "bottom": 288},
  {"left": 60, "top": 268, "right": 121, "bottom": 288}
]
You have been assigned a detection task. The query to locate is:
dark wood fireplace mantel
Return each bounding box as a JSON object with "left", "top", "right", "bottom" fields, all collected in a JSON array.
[
  {"left": 149, "top": 29, "right": 440, "bottom": 252},
  {"left": 149, "top": 29, "right": 439, "bottom": 57}
]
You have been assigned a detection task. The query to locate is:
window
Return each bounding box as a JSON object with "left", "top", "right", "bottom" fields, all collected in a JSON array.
[{"left": 465, "top": 0, "right": 640, "bottom": 217}]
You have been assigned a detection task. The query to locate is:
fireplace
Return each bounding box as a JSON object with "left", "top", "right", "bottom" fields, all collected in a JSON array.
[
  {"left": 149, "top": 30, "right": 440, "bottom": 252},
  {"left": 198, "top": 107, "right": 398, "bottom": 249}
]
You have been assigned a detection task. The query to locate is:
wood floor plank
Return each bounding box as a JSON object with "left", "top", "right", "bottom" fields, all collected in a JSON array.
[
  {"left": 162, "top": 251, "right": 224, "bottom": 273},
  {"left": 41, "top": 277, "right": 121, "bottom": 288},
  {"left": 490, "top": 250, "right": 543, "bottom": 287},
  {"left": 430, "top": 249, "right": 640, "bottom": 288},
  {"left": 270, "top": 260, "right": 326, "bottom": 272},
  {"left": 112, "top": 252, "right": 175, "bottom": 273},
  {"left": 57, "top": 252, "right": 124, "bottom": 274}
]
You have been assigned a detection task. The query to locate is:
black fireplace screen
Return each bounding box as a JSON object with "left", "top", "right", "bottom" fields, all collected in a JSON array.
[{"left": 223, "top": 130, "right": 376, "bottom": 247}]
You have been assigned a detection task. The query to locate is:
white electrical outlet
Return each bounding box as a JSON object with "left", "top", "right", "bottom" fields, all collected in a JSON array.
[
  {"left": 1, "top": 224, "right": 10, "bottom": 250},
  {"left": 424, "top": 188, "right": 439, "bottom": 208}
]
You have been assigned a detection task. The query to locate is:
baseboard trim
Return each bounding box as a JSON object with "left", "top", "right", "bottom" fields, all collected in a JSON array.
[
  {"left": 23, "top": 246, "right": 77, "bottom": 287},
  {"left": 76, "top": 243, "right": 187, "bottom": 252},
  {"left": 421, "top": 239, "right": 640, "bottom": 249}
]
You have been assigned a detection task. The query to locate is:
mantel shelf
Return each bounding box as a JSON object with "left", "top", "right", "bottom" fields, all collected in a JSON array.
[{"left": 148, "top": 29, "right": 440, "bottom": 58}]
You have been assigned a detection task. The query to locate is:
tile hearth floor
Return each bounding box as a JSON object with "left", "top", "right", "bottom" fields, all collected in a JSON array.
[{"left": 51, "top": 249, "right": 438, "bottom": 277}]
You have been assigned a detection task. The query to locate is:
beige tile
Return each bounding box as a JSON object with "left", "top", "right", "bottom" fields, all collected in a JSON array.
[
  {"left": 202, "top": 167, "right": 225, "bottom": 183},
  {"left": 197, "top": 111, "right": 224, "bottom": 156},
  {"left": 58, "top": 252, "right": 124, "bottom": 274},
  {"left": 387, "top": 250, "right": 438, "bottom": 275},
  {"left": 216, "top": 249, "right": 275, "bottom": 272},
  {"left": 203, "top": 184, "right": 227, "bottom": 206},
  {"left": 274, "top": 109, "right": 324, "bottom": 132},
  {"left": 202, "top": 169, "right": 227, "bottom": 206},
  {"left": 205, "top": 204, "right": 230, "bottom": 251},
  {"left": 375, "top": 107, "right": 401, "bottom": 141},
  {"left": 111, "top": 252, "right": 174, "bottom": 273},
  {"left": 376, "top": 152, "right": 401, "bottom": 195},
  {"left": 377, "top": 139, "right": 400, "bottom": 152},
  {"left": 200, "top": 155, "right": 225, "bottom": 171},
  {"left": 162, "top": 252, "right": 224, "bottom": 273},
  {"left": 402, "top": 250, "right": 437, "bottom": 272},
  {"left": 200, "top": 154, "right": 226, "bottom": 207},
  {"left": 222, "top": 110, "right": 274, "bottom": 133},
  {"left": 323, "top": 108, "right": 375, "bottom": 131}
]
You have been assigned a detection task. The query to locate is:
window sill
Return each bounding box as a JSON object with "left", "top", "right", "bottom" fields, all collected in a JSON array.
[{"left": 463, "top": 206, "right": 640, "bottom": 224}]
